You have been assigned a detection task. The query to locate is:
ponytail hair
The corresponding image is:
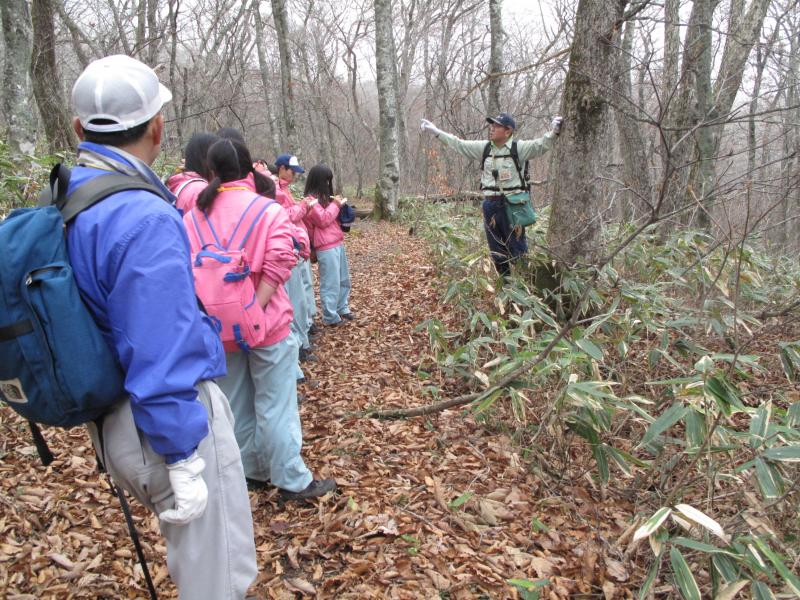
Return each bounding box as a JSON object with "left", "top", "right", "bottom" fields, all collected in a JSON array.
[
  {"left": 253, "top": 170, "right": 275, "bottom": 199},
  {"left": 196, "top": 138, "right": 254, "bottom": 213},
  {"left": 303, "top": 164, "right": 334, "bottom": 207}
]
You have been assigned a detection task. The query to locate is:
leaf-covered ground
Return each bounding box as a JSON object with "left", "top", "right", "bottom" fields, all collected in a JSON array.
[{"left": 1, "top": 219, "right": 795, "bottom": 599}]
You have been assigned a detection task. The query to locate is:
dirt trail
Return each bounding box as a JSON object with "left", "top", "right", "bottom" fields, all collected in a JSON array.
[{"left": 1, "top": 220, "right": 630, "bottom": 599}]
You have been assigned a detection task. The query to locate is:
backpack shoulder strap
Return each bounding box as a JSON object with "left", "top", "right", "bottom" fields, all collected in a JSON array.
[
  {"left": 482, "top": 142, "right": 492, "bottom": 166},
  {"left": 509, "top": 141, "right": 530, "bottom": 190},
  {"left": 236, "top": 196, "right": 276, "bottom": 250},
  {"left": 41, "top": 164, "right": 162, "bottom": 224},
  {"left": 175, "top": 177, "right": 205, "bottom": 198}
]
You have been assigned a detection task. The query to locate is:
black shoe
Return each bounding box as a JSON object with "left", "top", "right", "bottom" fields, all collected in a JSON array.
[
  {"left": 299, "top": 348, "right": 318, "bottom": 363},
  {"left": 339, "top": 312, "right": 355, "bottom": 321},
  {"left": 325, "top": 320, "right": 343, "bottom": 327},
  {"left": 279, "top": 479, "right": 337, "bottom": 502},
  {"left": 308, "top": 324, "right": 319, "bottom": 336},
  {"left": 246, "top": 477, "right": 270, "bottom": 491},
  {"left": 297, "top": 393, "right": 305, "bottom": 404}
]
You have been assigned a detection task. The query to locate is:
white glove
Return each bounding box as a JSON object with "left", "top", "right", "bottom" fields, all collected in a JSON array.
[
  {"left": 420, "top": 118, "right": 442, "bottom": 136},
  {"left": 159, "top": 452, "right": 208, "bottom": 525},
  {"left": 306, "top": 197, "right": 318, "bottom": 208},
  {"left": 339, "top": 196, "right": 348, "bottom": 205},
  {"left": 551, "top": 116, "right": 564, "bottom": 136}
]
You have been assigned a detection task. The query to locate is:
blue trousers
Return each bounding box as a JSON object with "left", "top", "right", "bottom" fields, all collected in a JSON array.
[
  {"left": 482, "top": 197, "right": 528, "bottom": 276},
  {"left": 300, "top": 259, "right": 316, "bottom": 322},
  {"left": 317, "top": 244, "right": 351, "bottom": 324},
  {"left": 217, "top": 336, "right": 313, "bottom": 492},
  {"left": 285, "top": 261, "right": 310, "bottom": 350}
]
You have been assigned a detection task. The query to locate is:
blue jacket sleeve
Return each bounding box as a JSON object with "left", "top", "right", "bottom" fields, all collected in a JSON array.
[{"left": 105, "top": 209, "right": 211, "bottom": 463}]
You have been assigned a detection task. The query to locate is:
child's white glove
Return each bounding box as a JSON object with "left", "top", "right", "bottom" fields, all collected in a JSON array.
[
  {"left": 159, "top": 452, "right": 208, "bottom": 525},
  {"left": 306, "top": 198, "right": 318, "bottom": 208},
  {"left": 420, "top": 118, "right": 442, "bottom": 136},
  {"left": 551, "top": 116, "right": 564, "bottom": 136},
  {"left": 339, "top": 197, "right": 348, "bottom": 205}
]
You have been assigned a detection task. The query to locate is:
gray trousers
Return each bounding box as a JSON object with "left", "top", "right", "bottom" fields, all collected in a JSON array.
[{"left": 87, "top": 380, "right": 257, "bottom": 600}]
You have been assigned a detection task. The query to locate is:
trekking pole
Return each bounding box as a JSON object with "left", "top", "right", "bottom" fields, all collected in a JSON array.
[{"left": 105, "top": 474, "right": 159, "bottom": 600}]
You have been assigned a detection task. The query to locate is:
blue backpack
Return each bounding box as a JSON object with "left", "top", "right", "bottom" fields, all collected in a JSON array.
[
  {"left": 0, "top": 165, "right": 159, "bottom": 445},
  {"left": 338, "top": 202, "right": 356, "bottom": 232}
]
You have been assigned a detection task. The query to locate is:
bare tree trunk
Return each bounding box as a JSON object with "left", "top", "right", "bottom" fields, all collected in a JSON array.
[
  {"left": 687, "top": 0, "right": 771, "bottom": 225},
  {"left": 1, "top": 0, "right": 37, "bottom": 156},
  {"left": 613, "top": 18, "right": 652, "bottom": 222},
  {"left": 252, "top": 0, "right": 281, "bottom": 158},
  {"left": 167, "top": 0, "right": 183, "bottom": 147},
  {"left": 54, "top": 1, "right": 97, "bottom": 68},
  {"left": 546, "top": 0, "right": 628, "bottom": 266},
  {"left": 271, "top": 0, "right": 300, "bottom": 155},
  {"left": 373, "top": 0, "right": 400, "bottom": 219},
  {"left": 660, "top": 0, "right": 719, "bottom": 227},
  {"left": 30, "top": 0, "right": 76, "bottom": 152},
  {"left": 488, "top": 0, "right": 503, "bottom": 115}
]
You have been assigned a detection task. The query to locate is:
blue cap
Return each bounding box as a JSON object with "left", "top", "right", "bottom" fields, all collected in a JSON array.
[
  {"left": 275, "top": 154, "right": 304, "bottom": 174},
  {"left": 486, "top": 112, "right": 516, "bottom": 130}
]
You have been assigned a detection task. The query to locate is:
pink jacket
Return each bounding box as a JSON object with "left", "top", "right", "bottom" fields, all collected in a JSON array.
[
  {"left": 304, "top": 197, "right": 344, "bottom": 252},
  {"left": 167, "top": 171, "right": 208, "bottom": 214},
  {"left": 274, "top": 182, "right": 311, "bottom": 259},
  {"left": 183, "top": 177, "right": 296, "bottom": 350}
]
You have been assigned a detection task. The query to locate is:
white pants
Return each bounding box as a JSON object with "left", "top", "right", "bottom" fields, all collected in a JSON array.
[{"left": 87, "top": 381, "right": 257, "bottom": 600}]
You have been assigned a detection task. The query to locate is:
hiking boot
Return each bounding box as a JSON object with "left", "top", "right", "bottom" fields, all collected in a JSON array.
[
  {"left": 246, "top": 477, "right": 270, "bottom": 491},
  {"left": 299, "top": 348, "right": 318, "bottom": 363},
  {"left": 279, "top": 479, "right": 337, "bottom": 502},
  {"left": 339, "top": 312, "right": 355, "bottom": 321}
]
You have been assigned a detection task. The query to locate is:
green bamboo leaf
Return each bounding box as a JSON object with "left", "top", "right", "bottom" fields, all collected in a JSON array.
[
  {"left": 637, "top": 559, "right": 660, "bottom": 600},
  {"left": 711, "top": 555, "right": 740, "bottom": 584},
  {"left": 705, "top": 375, "right": 742, "bottom": 416},
  {"left": 762, "top": 445, "right": 800, "bottom": 463},
  {"left": 672, "top": 537, "right": 736, "bottom": 557},
  {"left": 670, "top": 547, "right": 702, "bottom": 600},
  {"left": 754, "top": 458, "right": 783, "bottom": 499},
  {"left": 576, "top": 338, "right": 604, "bottom": 361},
  {"left": 633, "top": 507, "right": 672, "bottom": 542},
  {"left": 685, "top": 409, "right": 707, "bottom": 449},
  {"left": 750, "top": 581, "right": 776, "bottom": 600},
  {"left": 752, "top": 537, "right": 800, "bottom": 596},
  {"left": 593, "top": 444, "right": 609, "bottom": 484},
  {"left": 749, "top": 403, "right": 772, "bottom": 449},
  {"left": 448, "top": 491, "right": 473, "bottom": 510},
  {"left": 640, "top": 404, "right": 688, "bottom": 449}
]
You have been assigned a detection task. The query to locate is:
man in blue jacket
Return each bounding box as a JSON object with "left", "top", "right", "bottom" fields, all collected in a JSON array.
[{"left": 67, "top": 55, "right": 256, "bottom": 599}]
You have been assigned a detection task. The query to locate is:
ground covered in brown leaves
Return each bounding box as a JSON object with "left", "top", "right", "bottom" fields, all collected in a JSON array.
[{"left": 1, "top": 219, "right": 746, "bottom": 599}]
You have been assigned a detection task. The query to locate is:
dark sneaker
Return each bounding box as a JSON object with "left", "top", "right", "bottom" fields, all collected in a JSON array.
[
  {"left": 339, "top": 312, "right": 355, "bottom": 321},
  {"left": 246, "top": 477, "right": 270, "bottom": 491},
  {"left": 308, "top": 324, "right": 319, "bottom": 336},
  {"left": 279, "top": 479, "right": 337, "bottom": 502},
  {"left": 299, "top": 348, "right": 318, "bottom": 363}
]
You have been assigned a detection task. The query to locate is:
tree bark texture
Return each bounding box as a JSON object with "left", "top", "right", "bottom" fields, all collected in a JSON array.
[
  {"left": 271, "top": 0, "right": 300, "bottom": 156},
  {"left": 488, "top": 0, "right": 503, "bottom": 115},
  {"left": 546, "top": 0, "right": 628, "bottom": 266},
  {"left": 1, "top": 0, "right": 37, "bottom": 156},
  {"left": 252, "top": 0, "right": 281, "bottom": 158},
  {"left": 613, "top": 18, "right": 653, "bottom": 222},
  {"left": 373, "top": 0, "right": 400, "bottom": 218},
  {"left": 660, "top": 0, "right": 719, "bottom": 226},
  {"left": 31, "top": 0, "right": 76, "bottom": 153}
]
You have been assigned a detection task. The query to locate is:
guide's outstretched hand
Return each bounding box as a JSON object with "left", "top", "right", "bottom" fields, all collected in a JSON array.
[{"left": 420, "top": 118, "right": 442, "bottom": 136}]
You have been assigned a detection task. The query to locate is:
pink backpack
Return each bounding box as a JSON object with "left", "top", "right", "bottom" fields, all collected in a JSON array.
[{"left": 188, "top": 196, "right": 275, "bottom": 352}]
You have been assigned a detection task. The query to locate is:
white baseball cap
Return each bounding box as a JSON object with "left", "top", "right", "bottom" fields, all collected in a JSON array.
[{"left": 71, "top": 55, "right": 173, "bottom": 133}]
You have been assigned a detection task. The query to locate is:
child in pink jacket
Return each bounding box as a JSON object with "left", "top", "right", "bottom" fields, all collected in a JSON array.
[
  {"left": 303, "top": 164, "right": 353, "bottom": 326},
  {"left": 184, "top": 139, "right": 336, "bottom": 501},
  {"left": 166, "top": 132, "right": 216, "bottom": 213}
]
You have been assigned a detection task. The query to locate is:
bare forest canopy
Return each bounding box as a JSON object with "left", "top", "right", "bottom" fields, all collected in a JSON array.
[{"left": 0, "top": 0, "right": 797, "bottom": 253}]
